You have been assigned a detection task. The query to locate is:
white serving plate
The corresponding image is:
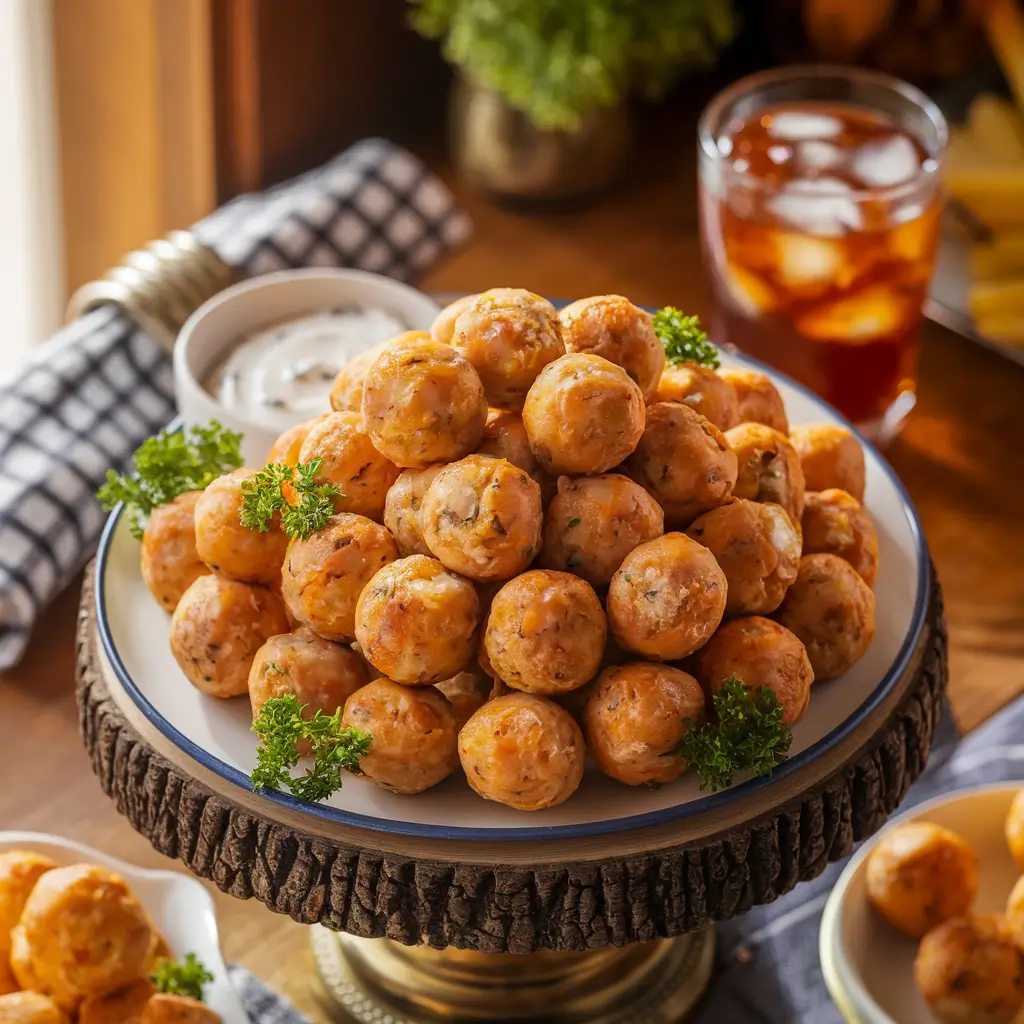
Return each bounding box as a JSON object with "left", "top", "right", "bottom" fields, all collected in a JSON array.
[
  {"left": 95, "top": 344, "right": 929, "bottom": 842},
  {"left": 820, "top": 783, "right": 1024, "bottom": 1024},
  {"left": 0, "top": 832, "right": 247, "bottom": 1024}
]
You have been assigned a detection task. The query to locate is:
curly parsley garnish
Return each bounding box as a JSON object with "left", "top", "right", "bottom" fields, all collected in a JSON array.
[
  {"left": 251, "top": 694, "right": 372, "bottom": 803},
  {"left": 653, "top": 306, "right": 720, "bottom": 369},
  {"left": 98, "top": 422, "right": 242, "bottom": 538},
  {"left": 240, "top": 461, "right": 341, "bottom": 541},
  {"left": 676, "top": 677, "right": 790, "bottom": 791},
  {"left": 151, "top": 953, "right": 214, "bottom": 1002}
]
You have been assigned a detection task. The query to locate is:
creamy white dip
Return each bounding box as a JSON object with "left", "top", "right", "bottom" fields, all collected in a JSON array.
[{"left": 205, "top": 306, "right": 407, "bottom": 426}]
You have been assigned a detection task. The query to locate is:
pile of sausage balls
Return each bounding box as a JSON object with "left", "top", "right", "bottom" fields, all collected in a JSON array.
[
  {"left": 866, "top": 792, "right": 1024, "bottom": 1024},
  {"left": 143, "top": 288, "right": 879, "bottom": 813}
]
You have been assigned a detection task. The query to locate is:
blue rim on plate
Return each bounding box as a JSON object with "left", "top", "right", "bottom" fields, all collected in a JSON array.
[{"left": 94, "top": 345, "right": 931, "bottom": 843}]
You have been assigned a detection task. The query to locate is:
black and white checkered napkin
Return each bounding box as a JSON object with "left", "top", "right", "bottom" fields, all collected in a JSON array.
[{"left": 0, "top": 138, "right": 470, "bottom": 668}]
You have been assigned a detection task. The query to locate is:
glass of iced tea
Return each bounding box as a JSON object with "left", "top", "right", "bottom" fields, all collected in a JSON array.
[{"left": 698, "top": 66, "right": 948, "bottom": 441}]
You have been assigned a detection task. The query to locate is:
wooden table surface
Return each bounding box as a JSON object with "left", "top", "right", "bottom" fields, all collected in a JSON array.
[{"left": 2, "top": 140, "right": 1023, "bottom": 1020}]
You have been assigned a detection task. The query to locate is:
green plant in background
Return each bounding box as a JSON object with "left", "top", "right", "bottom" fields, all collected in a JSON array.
[{"left": 410, "top": 0, "right": 737, "bottom": 131}]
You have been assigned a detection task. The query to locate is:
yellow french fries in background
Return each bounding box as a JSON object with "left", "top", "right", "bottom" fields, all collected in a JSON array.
[
  {"left": 967, "top": 95, "right": 1024, "bottom": 164},
  {"left": 971, "top": 231, "right": 1024, "bottom": 280}
]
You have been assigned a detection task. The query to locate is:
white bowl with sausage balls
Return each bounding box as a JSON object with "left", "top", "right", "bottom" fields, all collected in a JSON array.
[{"left": 97, "top": 288, "right": 928, "bottom": 839}]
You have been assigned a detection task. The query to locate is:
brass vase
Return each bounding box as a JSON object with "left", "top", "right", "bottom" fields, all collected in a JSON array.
[{"left": 449, "top": 75, "right": 630, "bottom": 205}]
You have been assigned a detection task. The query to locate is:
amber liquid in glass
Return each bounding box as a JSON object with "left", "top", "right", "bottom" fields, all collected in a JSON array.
[{"left": 701, "top": 102, "right": 942, "bottom": 427}]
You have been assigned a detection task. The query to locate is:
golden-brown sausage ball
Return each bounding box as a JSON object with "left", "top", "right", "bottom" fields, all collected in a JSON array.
[
  {"left": 194, "top": 468, "right": 288, "bottom": 584},
  {"left": 1006, "top": 874, "right": 1024, "bottom": 949},
  {"left": 0, "top": 992, "right": 70, "bottom": 1024},
  {"left": 717, "top": 368, "right": 789, "bottom": 433},
  {"left": 790, "top": 423, "right": 866, "bottom": 501},
  {"left": 654, "top": 364, "right": 739, "bottom": 430},
  {"left": 342, "top": 679, "right": 458, "bottom": 793},
  {"left": 801, "top": 489, "right": 878, "bottom": 586},
  {"left": 434, "top": 671, "right": 491, "bottom": 730},
  {"left": 866, "top": 821, "right": 978, "bottom": 938},
  {"left": 361, "top": 337, "right": 487, "bottom": 467},
  {"left": 1006, "top": 789, "right": 1024, "bottom": 871},
  {"left": 724, "top": 422, "right": 806, "bottom": 527},
  {"left": 170, "top": 575, "right": 288, "bottom": 697},
  {"left": 329, "top": 336, "right": 418, "bottom": 413},
  {"left": 583, "top": 663, "right": 705, "bottom": 786},
  {"left": 140, "top": 993, "right": 222, "bottom": 1024},
  {"left": 281, "top": 514, "right": 397, "bottom": 641},
  {"left": 607, "top": 533, "right": 727, "bottom": 661},
  {"left": 297, "top": 411, "right": 399, "bottom": 521},
  {"left": 266, "top": 417, "right": 319, "bottom": 466},
  {"left": 382, "top": 464, "right": 443, "bottom": 557},
  {"left": 419, "top": 456, "right": 542, "bottom": 581},
  {"left": 624, "top": 403, "right": 737, "bottom": 527},
  {"left": 914, "top": 915, "right": 1024, "bottom": 1024},
  {"left": 140, "top": 492, "right": 212, "bottom": 612},
  {"left": 686, "top": 499, "right": 800, "bottom": 617},
  {"left": 355, "top": 555, "right": 480, "bottom": 684},
  {"left": 458, "top": 694, "right": 585, "bottom": 811},
  {"left": 558, "top": 295, "right": 665, "bottom": 402},
  {"left": 249, "top": 630, "right": 368, "bottom": 746},
  {"left": 0, "top": 852, "right": 58, "bottom": 962},
  {"left": 11, "top": 865, "right": 152, "bottom": 1014},
  {"left": 522, "top": 354, "right": 645, "bottom": 476},
  {"left": 775, "top": 554, "right": 875, "bottom": 680},
  {"left": 692, "top": 617, "right": 813, "bottom": 726},
  {"left": 483, "top": 570, "right": 606, "bottom": 694},
  {"left": 539, "top": 474, "right": 664, "bottom": 587},
  {"left": 0, "top": 962, "right": 16, "bottom": 997},
  {"left": 430, "top": 293, "right": 480, "bottom": 345},
  {"left": 78, "top": 978, "right": 154, "bottom": 1024},
  {"left": 450, "top": 288, "right": 564, "bottom": 409},
  {"left": 477, "top": 409, "right": 554, "bottom": 503}
]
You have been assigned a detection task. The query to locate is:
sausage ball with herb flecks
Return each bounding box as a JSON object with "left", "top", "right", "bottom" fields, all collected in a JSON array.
[
  {"left": 558, "top": 295, "right": 665, "bottom": 401},
  {"left": 725, "top": 422, "right": 806, "bottom": 528},
  {"left": 654, "top": 363, "right": 739, "bottom": 430},
  {"left": 801, "top": 489, "right": 878, "bottom": 586},
  {"left": 624, "top": 402, "right": 737, "bottom": 527},
  {"left": 692, "top": 617, "right": 813, "bottom": 727},
  {"left": 483, "top": 570, "right": 606, "bottom": 694},
  {"left": 539, "top": 474, "right": 664, "bottom": 588},
  {"left": 361, "top": 336, "right": 487, "bottom": 467},
  {"left": 248, "top": 629, "right": 369, "bottom": 750},
  {"left": 477, "top": 409, "right": 555, "bottom": 504},
  {"left": 382, "top": 464, "right": 444, "bottom": 557},
  {"left": 194, "top": 468, "right": 289, "bottom": 584},
  {"left": 431, "top": 293, "right": 480, "bottom": 345},
  {"left": 607, "top": 533, "right": 727, "bottom": 661},
  {"left": 789, "top": 423, "right": 866, "bottom": 501},
  {"left": 329, "top": 332, "right": 428, "bottom": 413},
  {"left": 419, "top": 455, "right": 542, "bottom": 581},
  {"left": 450, "top": 288, "right": 564, "bottom": 409},
  {"left": 522, "top": 353, "right": 646, "bottom": 476},
  {"left": 140, "top": 491, "right": 211, "bottom": 612},
  {"left": 686, "top": 498, "right": 801, "bottom": 617},
  {"left": 170, "top": 575, "right": 288, "bottom": 697},
  {"left": 342, "top": 679, "right": 459, "bottom": 794},
  {"left": 434, "top": 671, "right": 491, "bottom": 730},
  {"left": 281, "top": 513, "right": 397, "bottom": 642},
  {"left": 718, "top": 368, "right": 788, "bottom": 433},
  {"left": 583, "top": 662, "right": 705, "bottom": 786},
  {"left": 266, "top": 416, "right": 322, "bottom": 467},
  {"left": 355, "top": 555, "right": 480, "bottom": 685},
  {"left": 774, "top": 553, "right": 875, "bottom": 680},
  {"left": 297, "top": 411, "right": 399, "bottom": 521},
  {"left": 458, "top": 693, "right": 585, "bottom": 811}
]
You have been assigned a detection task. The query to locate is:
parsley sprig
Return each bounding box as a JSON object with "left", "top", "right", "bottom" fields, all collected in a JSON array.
[
  {"left": 239, "top": 461, "right": 341, "bottom": 541},
  {"left": 677, "top": 677, "right": 791, "bottom": 791},
  {"left": 251, "top": 694, "right": 372, "bottom": 803},
  {"left": 150, "top": 953, "right": 214, "bottom": 1002},
  {"left": 98, "top": 422, "right": 243, "bottom": 538},
  {"left": 653, "top": 306, "right": 720, "bottom": 369}
]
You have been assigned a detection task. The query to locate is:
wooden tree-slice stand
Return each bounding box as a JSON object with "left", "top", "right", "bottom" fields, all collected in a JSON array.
[{"left": 76, "top": 565, "right": 948, "bottom": 1022}]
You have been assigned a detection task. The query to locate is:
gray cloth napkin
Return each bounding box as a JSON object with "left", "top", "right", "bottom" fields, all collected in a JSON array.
[
  {"left": 229, "top": 965, "right": 306, "bottom": 1024},
  {"left": 0, "top": 138, "right": 471, "bottom": 668}
]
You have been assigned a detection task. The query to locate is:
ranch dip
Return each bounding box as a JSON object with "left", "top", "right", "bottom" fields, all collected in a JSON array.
[{"left": 205, "top": 306, "right": 407, "bottom": 427}]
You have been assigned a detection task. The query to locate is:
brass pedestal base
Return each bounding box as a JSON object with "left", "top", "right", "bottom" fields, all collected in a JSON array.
[{"left": 311, "top": 928, "right": 715, "bottom": 1023}]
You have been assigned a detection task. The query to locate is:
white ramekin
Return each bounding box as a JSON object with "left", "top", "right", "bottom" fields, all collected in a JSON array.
[{"left": 173, "top": 268, "right": 440, "bottom": 465}]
